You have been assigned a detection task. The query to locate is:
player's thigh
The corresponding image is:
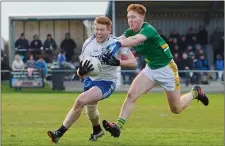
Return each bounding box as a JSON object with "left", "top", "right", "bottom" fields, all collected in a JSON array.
[
  {"left": 77, "top": 86, "right": 103, "bottom": 106},
  {"left": 128, "top": 71, "right": 156, "bottom": 99}
]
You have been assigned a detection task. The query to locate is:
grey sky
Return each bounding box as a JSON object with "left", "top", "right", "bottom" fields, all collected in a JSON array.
[{"left": 1, "top": 2, "right": 108, "bottom": 40}]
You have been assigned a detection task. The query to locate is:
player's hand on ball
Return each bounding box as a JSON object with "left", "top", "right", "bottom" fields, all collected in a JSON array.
[
  {"left": 78, "top": 60, "right": 94, "bottom": 76},
  {"left": 102, "top": 52, "right": 120, "bottom": 66}
]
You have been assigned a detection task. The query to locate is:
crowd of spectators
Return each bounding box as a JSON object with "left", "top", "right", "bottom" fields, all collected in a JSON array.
[{"left": 14, "top": 32, "right": 77, "bottom": 63}]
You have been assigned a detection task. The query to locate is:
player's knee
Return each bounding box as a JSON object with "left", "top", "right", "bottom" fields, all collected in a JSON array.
[
  {"left": 127, "top": 90, "right": 139, "bottom": 103},
  {"left": 85, "top": 105, "right": 99, "bottom": 119},
  {"left": 74, "top": 97, "right": 86, "bottom": 109}
]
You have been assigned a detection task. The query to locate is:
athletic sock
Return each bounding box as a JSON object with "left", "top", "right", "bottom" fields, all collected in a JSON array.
[
  {"left": 116, "top": 118, "right": 126, "bottom": 129},
  {"left": 190, "top": 90, "right": 198, "bottom": 99},
  {"left": 93, "top": 124, "right": 102, "bottom": 135},
  {"left": 56, "top": 125, "right": 68, "bottom": 137}
]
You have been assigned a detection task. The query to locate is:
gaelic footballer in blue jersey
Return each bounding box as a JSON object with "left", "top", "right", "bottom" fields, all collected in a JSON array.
[{"left": 47, "top": 16, "right": 137, "bottom": 143}]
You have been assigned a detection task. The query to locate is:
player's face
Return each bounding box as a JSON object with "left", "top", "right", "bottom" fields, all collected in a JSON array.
[
  {"left": 95, "top": 23, "right": 111, "bottom": 43},
  {"left": 127, "top": 11, "right": 144, "bottom": 31}
]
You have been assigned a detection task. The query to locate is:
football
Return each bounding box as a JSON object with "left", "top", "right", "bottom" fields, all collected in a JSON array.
[{"left": 83, "top": 57, "right": 102, "bottom": 76}]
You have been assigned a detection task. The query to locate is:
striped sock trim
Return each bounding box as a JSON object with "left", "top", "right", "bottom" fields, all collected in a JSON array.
[
  {"left": 116, "top": 118, "right": 125, "bottom": 129},
  {"left": 190, "top": 90, "right": 198, "bottom": 99}
]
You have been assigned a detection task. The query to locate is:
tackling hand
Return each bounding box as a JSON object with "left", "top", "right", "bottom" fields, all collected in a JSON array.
[{"left": 106, "top": 41, "right": 122, "bottom": 56}]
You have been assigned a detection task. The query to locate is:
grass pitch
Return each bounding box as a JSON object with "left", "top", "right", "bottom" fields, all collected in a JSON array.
[{"left": 1, "top": 84, "right": 224, "bottom": 146}]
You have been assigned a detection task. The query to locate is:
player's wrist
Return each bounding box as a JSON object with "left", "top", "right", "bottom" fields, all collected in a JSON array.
[{"left": 117, "top": 41, "right": 122, "bottom": 48}]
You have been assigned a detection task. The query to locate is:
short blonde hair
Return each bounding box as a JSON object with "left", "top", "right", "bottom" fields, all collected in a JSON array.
[
  {"left": 127, "top": 4, "right": 147, "bottom": 16},
  {"left": 94, "top": 16, "right": 112, "bottom": 29}
]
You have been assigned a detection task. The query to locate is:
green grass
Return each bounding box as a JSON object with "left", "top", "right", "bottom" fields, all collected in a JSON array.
[{"left": 1, "top": 83, "right": 224, "bottom": 146}]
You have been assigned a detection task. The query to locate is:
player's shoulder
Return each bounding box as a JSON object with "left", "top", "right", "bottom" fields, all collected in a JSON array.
[
  {"left": 142, "top": 22, "right": 155, "bottom": 30},
  {"left": 108, "top": 35, "right": 120, "bottom": 42},
  {"left": 83, "top": 35, "right": 96, "bottom": 45}
]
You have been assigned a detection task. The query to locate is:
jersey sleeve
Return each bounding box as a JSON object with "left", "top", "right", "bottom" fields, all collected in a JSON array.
[
  {"left": 79, "top": 39, "right": 91, "bottom": 61},
  {"left": 120, "top": 47, "right": 131, "bottom": 55},
  {"left": 123, "top": 28, "right": 132, "bottom": 37},
  {"left": 138, "top": 25, "right": 157, "bottom": 39},
  {"left": 115, "top": 47, "right": 132, "bottom": 59}
]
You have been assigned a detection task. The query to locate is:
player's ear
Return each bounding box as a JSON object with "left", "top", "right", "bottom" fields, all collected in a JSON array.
[
  {"left": 140, "top": 14, "right": 145, "bottom": 21},
  {"left": 108, "top": 28, "right": 112, "bottom": 34}
]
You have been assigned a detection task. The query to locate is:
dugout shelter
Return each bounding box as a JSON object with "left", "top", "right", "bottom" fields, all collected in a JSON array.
[{"left": 8, "top": 15, "right": 98, "bottom": 66}]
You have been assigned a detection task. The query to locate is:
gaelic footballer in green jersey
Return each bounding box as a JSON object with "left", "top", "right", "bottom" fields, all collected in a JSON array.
[{"left": 103, "top": 4, "right": 209, "bottom": 138}]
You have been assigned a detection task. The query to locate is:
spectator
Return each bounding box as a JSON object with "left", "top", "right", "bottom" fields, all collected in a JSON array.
[
  {"left": 210, "top": 27, "right": 223, "bottom": 56},
  {"left": 15, "top": 33, "right": 29, "bottom": 50},
  {"left": 173, "top": 53, "right": 181, "bottom": 68},
  {"left": 195, "top": 53, "right": 210, "bottom": 84},
  {"left": 186, "top": 45, "right": 194, "bottom": 54},
  {"left": 189, "top": 53, "right": 199, "bottom": 84},
  {"left": 57, "top": 50, "right": 75, "bottom": 69},
  {"left": 26, "top": 54, "right": 36, "bottom": 77},
  {"left": 35, "top": 56, "right": 48, "bottom": 78},
  {"left": 169, "top": 38, "right": 179, "bottom": 52},
  {"left": 58, "top": 50, "right": 66, "bottom": 68},
  {"left": 60, "top": 33, "right": 77, "bottom": 62},
  {"left": 171, "top": 44, "right": 182, "bottom": 56},
  {"left": 178, "top": 35, "right": 188, "bottom": 50},
  {"left": 43, "top": 34, "right": 57, "bottom": 62},
  {"left": 197, "top": 25, "right": 208, "bottom": 46},
  {"left": 179, "top": 52, "right": 192, "bottom": 86},
  {"left": 169, "top": 29, "right": 180, "bottom": 40},
  {"left": 215, "top": 34, "right": 224, "bottom": 60},
  {"left": 15, "top": 33, "right": 29, "bottom": 62},
  {"left": 12, "top": 54, "right": 25, "bottom": 71},
  {"left": 215, "top": 54, "right": 224, "bottom": 81},
  {"left": 186, "top": 27, "right": 197, "bottom": 46},
  {"left": 30, "top": 35, "right": 43, "bottom": 58},
  {"left": 158, "top": 29, "right": 168, "bottom": 43}
]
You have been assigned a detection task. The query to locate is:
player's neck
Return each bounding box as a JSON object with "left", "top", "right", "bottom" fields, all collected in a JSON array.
[{"left": 133, "top": 22, "right": 144, "bottom": 32}]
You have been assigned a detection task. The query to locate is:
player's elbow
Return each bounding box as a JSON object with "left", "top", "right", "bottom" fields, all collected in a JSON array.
[{"left": 130, "top": 60, "right": 137, "bottom": 69}]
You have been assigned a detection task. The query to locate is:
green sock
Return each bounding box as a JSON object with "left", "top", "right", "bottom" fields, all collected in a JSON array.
[
  {"left": 190, "top": 90, "right": 198, "bottom": 99},
  {"left": 116, "top": 118, "right": 126, "bottom": 129}
]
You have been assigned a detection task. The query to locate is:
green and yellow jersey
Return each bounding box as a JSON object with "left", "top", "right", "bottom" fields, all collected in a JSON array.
[{"left": 123, "top": 22, "right": 173, "bottom": 69}]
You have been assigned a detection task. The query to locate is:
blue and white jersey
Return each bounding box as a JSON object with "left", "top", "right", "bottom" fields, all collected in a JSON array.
[{"left": 79, "top": 35, "right": 131, "bottom": 82}]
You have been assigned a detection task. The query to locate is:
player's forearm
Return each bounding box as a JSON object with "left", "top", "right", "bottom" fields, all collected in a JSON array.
[
  {"left": 120, "top": 59, "right": 137, "bottom": 69},
  {"left": 120, "top": 36, "right": 139, "bottom": 47}
]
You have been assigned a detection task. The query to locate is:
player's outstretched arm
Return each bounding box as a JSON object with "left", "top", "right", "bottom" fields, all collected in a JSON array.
[
  {"left": 120, "top": 52, "right": 137, "bottom": 69},
  {"left": 119, "top": 34, "right": 147, "bottom": 48}
]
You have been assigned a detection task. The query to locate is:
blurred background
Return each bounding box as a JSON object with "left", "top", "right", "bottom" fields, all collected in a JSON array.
[{"left": 1, "top": 1, "right": 224, "bottom": 93}]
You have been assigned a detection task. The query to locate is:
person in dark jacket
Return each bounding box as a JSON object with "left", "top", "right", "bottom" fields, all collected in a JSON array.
[
  {"left": 179, "top": 52, "right": 192, "bottom": 86},
  {"left": 30, "top": 35, "right": 43, "bottom": 59},
  {"left": 43, "top": 34, "right": 57, "bottom": 62},
  {"left": 15, "top": 33, "right": 29, "bottom": 50},
  {"left": 60, "top": 33, "right": 76, "bottom": 62},
  {"left": 197, "top": 25, "right": 208, "bottom": 46},
  {"left": 15, "top": 33, "right": 29, "bottom": 61}
]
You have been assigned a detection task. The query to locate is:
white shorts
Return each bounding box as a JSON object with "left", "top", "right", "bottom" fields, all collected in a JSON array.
[{"left": 141, "top": 59, "right": 180, "bottom": 91}]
